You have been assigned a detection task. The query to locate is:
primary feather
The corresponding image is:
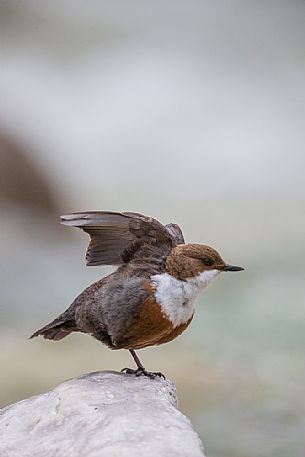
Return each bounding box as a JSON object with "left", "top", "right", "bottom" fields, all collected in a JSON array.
[{"left": 60, "top": 211, "right": 185, "bottom": 266}]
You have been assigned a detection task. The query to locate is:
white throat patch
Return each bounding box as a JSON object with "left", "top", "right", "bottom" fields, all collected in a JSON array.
[{"left": 151, "top": 270, "right": 220, "bottom": 328}]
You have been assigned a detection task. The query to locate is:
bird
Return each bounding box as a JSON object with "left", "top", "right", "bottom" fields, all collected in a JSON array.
[{"left": 31, "top": 211, "right": 244, "bottom": 378}]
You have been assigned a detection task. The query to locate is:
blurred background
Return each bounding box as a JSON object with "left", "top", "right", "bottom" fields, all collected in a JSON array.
[{"left": 0, "top": 1, "right": 305, "bottom": 456}]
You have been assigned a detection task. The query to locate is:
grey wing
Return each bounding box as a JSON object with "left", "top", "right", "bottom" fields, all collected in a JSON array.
[
  {"left": 165, "top": 223, "right": 185, "bottom": 245},
  {"left": 61, "top": 211, "right": 184, "bottom": 266}
]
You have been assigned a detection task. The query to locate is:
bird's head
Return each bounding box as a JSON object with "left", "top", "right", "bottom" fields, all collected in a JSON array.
[{"left": 165, "top": 243, "right": 244, "bottom": 281}]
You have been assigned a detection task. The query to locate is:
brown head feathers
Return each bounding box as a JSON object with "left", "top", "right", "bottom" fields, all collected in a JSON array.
[{"left": 165, "top": 244, "right": 226, "bottom": 280}]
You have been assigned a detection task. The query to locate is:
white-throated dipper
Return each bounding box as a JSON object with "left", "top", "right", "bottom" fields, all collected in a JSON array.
[{"left": 31, "top": 211, "right": 244, "bottom": 378}]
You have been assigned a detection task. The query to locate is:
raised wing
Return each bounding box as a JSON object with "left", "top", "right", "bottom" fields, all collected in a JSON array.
[
  {"left": 61, "top": 211, "right": 185, "bottom": 266},
  {"left": 165, "top": 223, "right": 185, "bottom": 245}
]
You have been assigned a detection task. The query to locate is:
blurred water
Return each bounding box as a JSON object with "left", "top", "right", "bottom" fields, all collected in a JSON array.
[
  {"left": 1, "top": 218, "right": 305, "bottom": 457},
  {"left": 0, "top": 1, "right": 305, "bottom": 457}
]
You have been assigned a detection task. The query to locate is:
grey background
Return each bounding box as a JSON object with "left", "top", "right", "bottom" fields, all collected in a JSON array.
[{"left": 0, "top": 2, "right": 305, "bottom": 456}]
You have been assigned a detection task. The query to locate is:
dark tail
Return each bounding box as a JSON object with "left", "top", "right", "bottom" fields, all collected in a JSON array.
[{"left": 30, "top": 313, "right": 78, "bottom": 341}]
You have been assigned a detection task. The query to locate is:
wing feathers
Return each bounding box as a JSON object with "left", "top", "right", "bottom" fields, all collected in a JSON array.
[
  {"left": 165, "top": 223, "right": 185, "bottom": 245},
  {"left": 61, "top": 211, "right": 184, "bottom": 266}
]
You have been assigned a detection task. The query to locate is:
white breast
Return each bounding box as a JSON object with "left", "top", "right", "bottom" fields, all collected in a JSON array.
[{"left": 151, "top": 270, "right": 220, "bottom": 328}]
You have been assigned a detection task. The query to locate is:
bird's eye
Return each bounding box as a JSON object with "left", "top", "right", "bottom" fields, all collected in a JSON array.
[{"left": 203, "top": 258, "right": 214, "bottom": 266}]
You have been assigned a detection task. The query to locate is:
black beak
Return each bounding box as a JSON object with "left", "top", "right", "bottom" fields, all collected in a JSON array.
[{"left": 224, "top": 264, "right": 244, "bottom": 272}]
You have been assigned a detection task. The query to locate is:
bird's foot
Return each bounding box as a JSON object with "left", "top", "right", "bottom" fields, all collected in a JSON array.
[{"left": 121, "top": 366, "right": 165, "bottom": 379}]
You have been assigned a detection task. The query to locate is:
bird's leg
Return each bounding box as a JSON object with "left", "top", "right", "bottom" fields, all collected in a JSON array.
[
  {"left": 129, "top": 349, "right": 145, "bottom": 370},
  {"left": 121, "top": 350, "right": 145, "bottom": 375},
  {"left": 121, "top": 350, "right": 165, "bottom": 379}
]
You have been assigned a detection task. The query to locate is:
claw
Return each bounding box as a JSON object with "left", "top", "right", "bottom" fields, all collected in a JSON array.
[
  {"left": 121, "top": 367, "right": 165, "bottom": 379},
  {"left": 121, "top": 367, "right": 136, "bottom": 375}
]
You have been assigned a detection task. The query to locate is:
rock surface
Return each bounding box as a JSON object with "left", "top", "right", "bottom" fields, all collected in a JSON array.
[{"left": 0, "top": 371, "right": 205, "bottom": 457}]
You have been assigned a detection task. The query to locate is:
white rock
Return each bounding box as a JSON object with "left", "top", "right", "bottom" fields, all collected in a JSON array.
[{"left": 0, "top": 371, "right": 205, "bottom": 457}]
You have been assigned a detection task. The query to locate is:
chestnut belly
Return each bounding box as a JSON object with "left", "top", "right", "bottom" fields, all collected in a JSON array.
[{"left": 114, "top": 296, "right": 193, "bottom": 350}]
